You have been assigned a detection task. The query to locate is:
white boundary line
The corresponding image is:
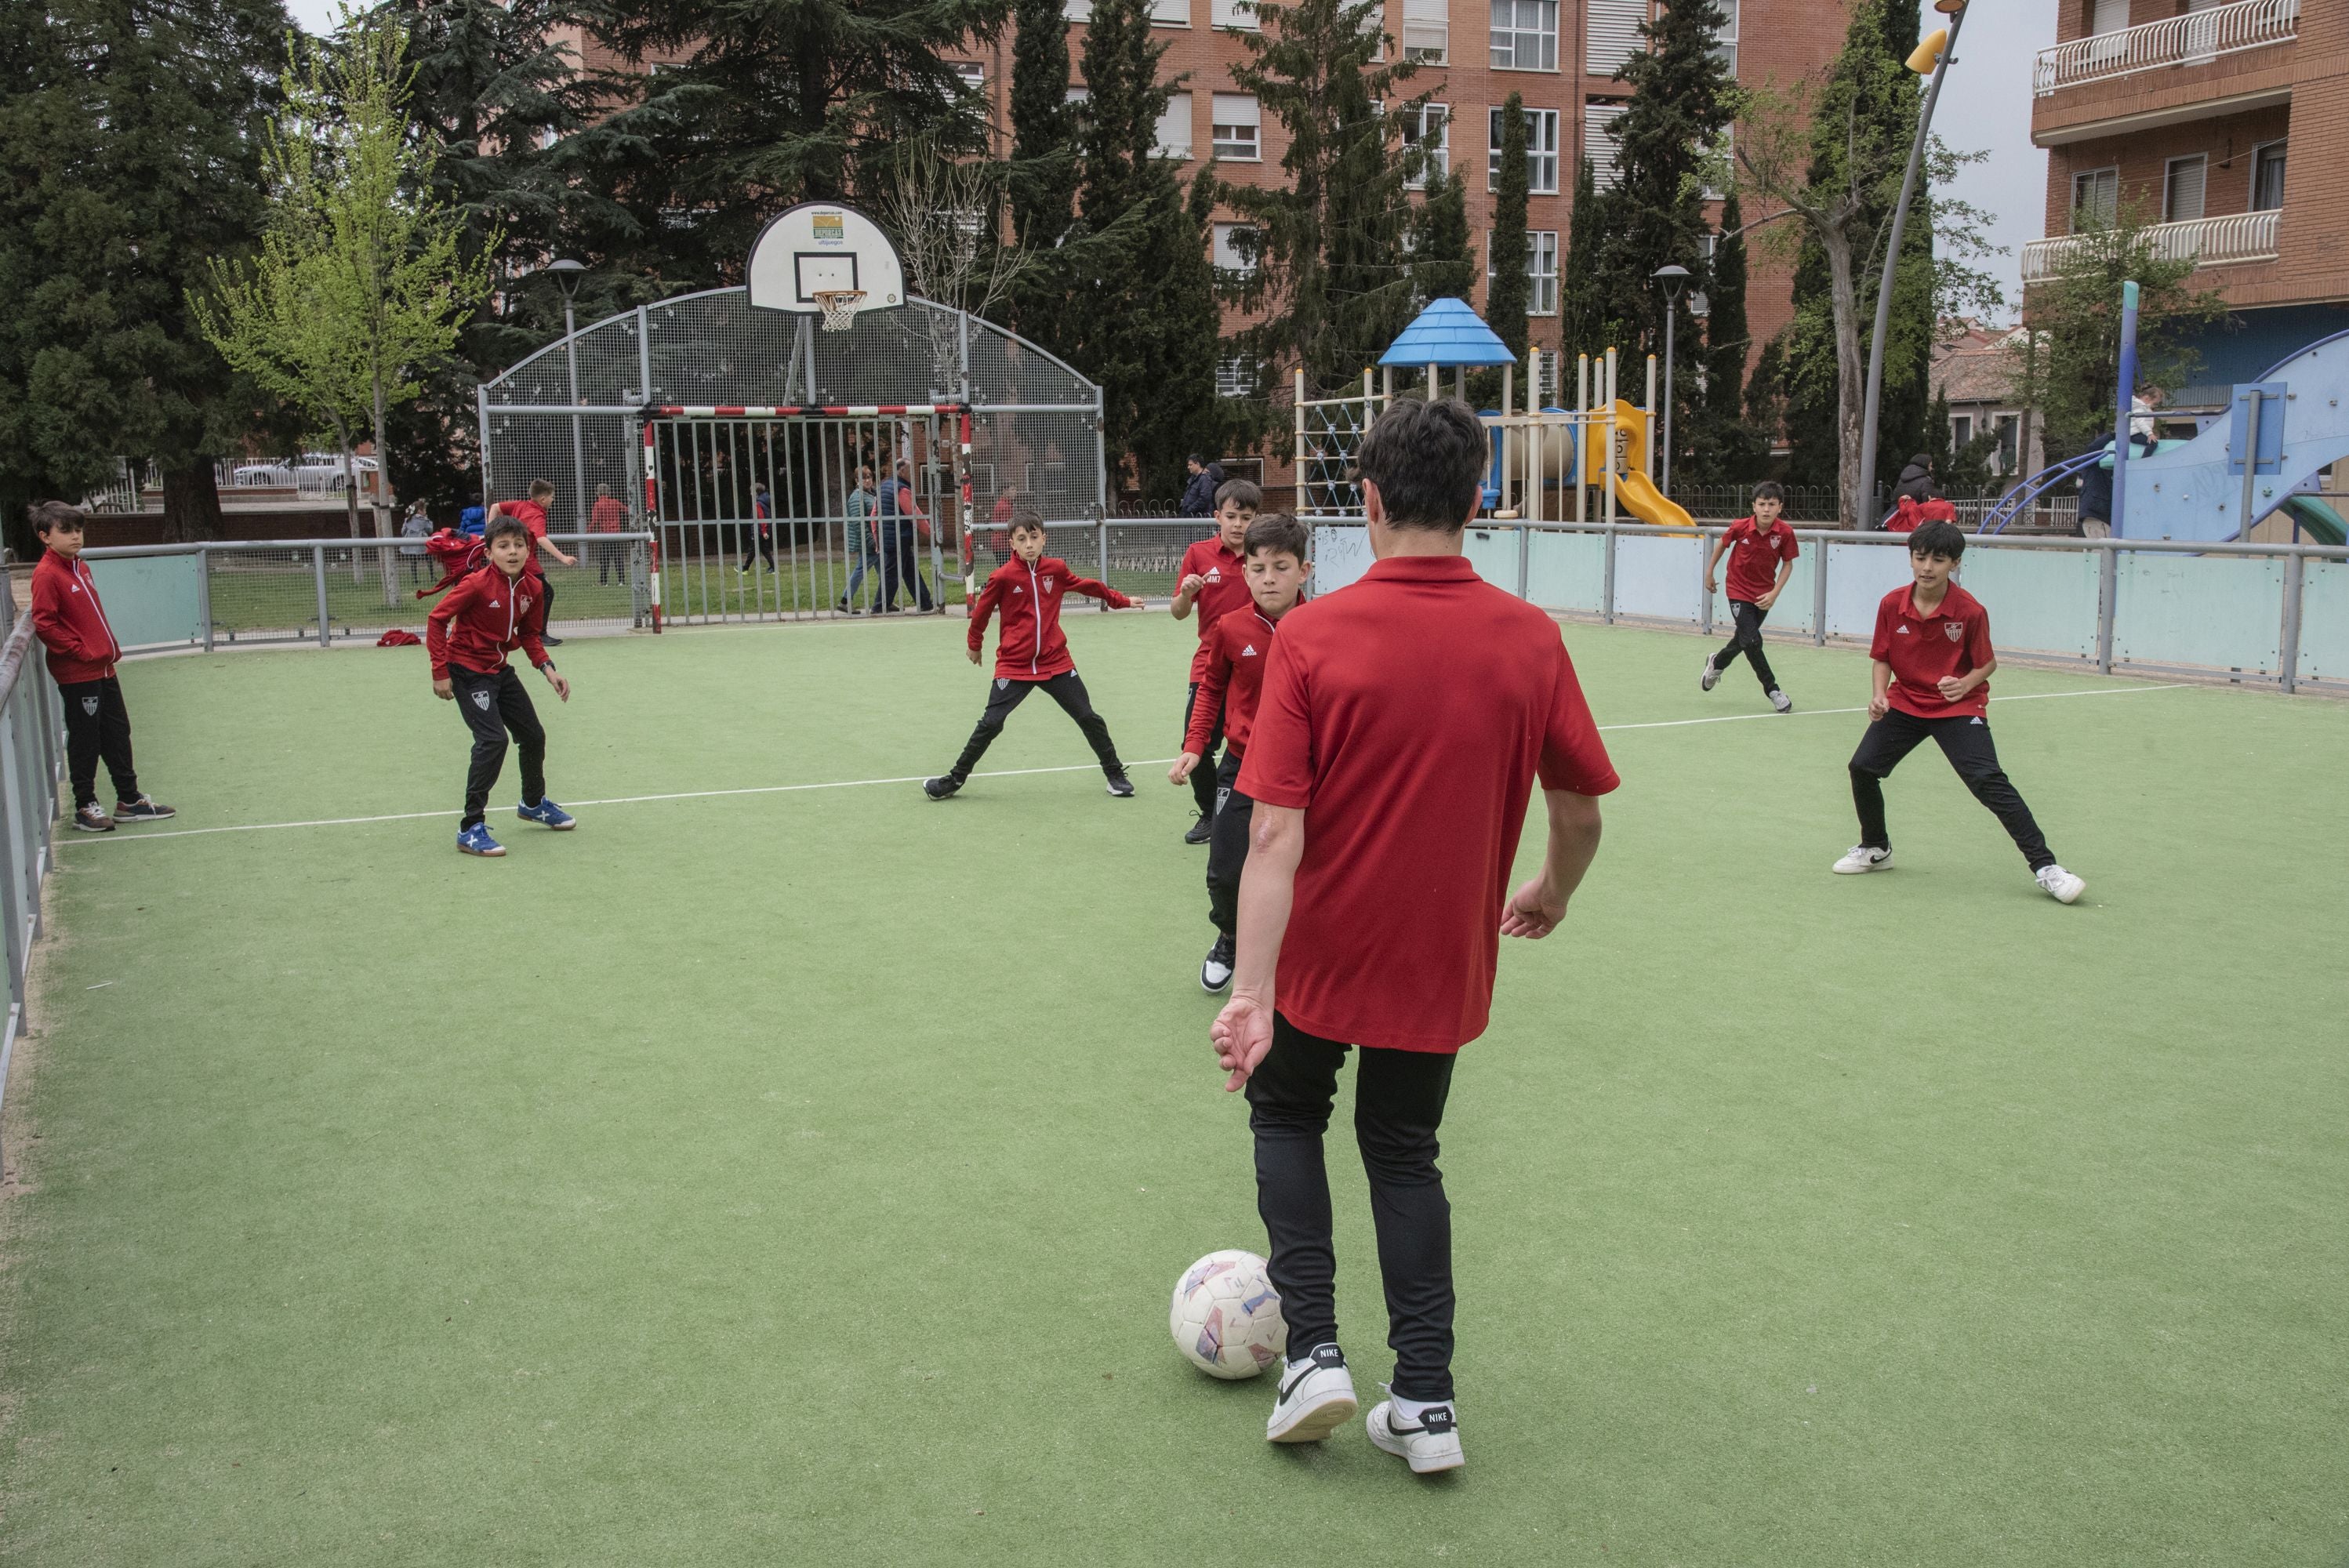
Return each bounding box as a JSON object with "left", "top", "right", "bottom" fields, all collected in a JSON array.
[{"left": 58, "top": 683, "right": 2190, "bottom": 847}]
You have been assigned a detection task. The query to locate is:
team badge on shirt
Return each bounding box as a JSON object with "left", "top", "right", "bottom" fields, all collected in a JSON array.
[
  {"left": 1944, "top": 621, "right": 1963, "bottom": 641},
  {"left": 1044, "top": 576, "right": 1056, "bottom": 591}
]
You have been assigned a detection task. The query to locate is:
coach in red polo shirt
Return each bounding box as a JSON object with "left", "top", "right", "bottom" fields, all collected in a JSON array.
[{"left": 1209, "top": 398, "right": 1617, "bottom": 1475}]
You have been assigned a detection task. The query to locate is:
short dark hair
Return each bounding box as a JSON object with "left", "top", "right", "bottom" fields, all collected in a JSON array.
[
  {"left": 1751, "top": 481, "right": 1787, "bottom": 504},
  {"left": 528, "top": 478, "right": 555, "bottom": 499},
  {"left": 1007, "top": 510, "right": 1047, "bottom": 538},
  {"left": 1243, "top": 511, "right": 1310, "bottom": 562},
  {"left": 1356, "top": 397, "right": 1486, "bottom": 530},
  {"left": 27, "top": 500, "right": 84, "bottom": 535},
  {"left": 1214, "top": 477, "right": 1262, "bottom": 514},
  {"left": 1908, "top": 519, "right": 1966, "bottom": 560},
  {"left": 1188, "top": 453, "right": 1207, "bottom": 467},
  {"left": 485, "top": 514, "right": 533, "bottom": 547}
]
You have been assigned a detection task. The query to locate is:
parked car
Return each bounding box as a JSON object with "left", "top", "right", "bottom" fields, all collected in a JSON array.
[
  {"left": 293, "top": 453, "right": 380, "bottom": 492},
  {"left": 231, "top": 460, "right": 293, "bottom": 487}
]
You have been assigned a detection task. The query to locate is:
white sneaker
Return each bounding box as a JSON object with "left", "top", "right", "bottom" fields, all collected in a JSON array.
[
  {"left": 1700, "top": 658, "right": 1722, "bottom": 692},
  {"left": 1367, "top": 1398, "right": 1464, "bottom": 1475},
  {"left": 1200, "top": 933, "right": 1234, "bottom": 993},
  {"left": 1265, "top": 1342, "right": 1358, "bottom": 1444},
  {"left": 1832, "top": 844, "right": 1893, "bottom": 874},
  {"left": 2035, "top": 864, "right": 2086, "bottom": 904},
  {"left": 1769, "top": 688, "right": 1792, "bottom": 713}
]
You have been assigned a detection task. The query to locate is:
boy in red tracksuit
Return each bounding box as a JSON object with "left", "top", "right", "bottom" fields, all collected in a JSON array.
[
  {"left": 1169, "top": 512, "right": 1311, "bottom": 993},
  {"left": 24, "top": 502, "right": 175, "bottom": 833},
  {"left": 427, "top": 516, "right": 577, "bottom": 858},
  {"left": 1701, "top": 480, "right": 1799, "bottom": 712},
  {"left": 924, "top": 513, "right": 1145, "bottom": 800},
  {"left": 1170, "top": 477, "right": 1261, "bottom": 841}
]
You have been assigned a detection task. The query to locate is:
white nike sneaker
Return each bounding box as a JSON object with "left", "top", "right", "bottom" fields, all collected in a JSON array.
[
  {"left": 1832, "top": 844, "right": 1893, "bottom": 874},
  {"left": 1700, "top": 658, "right": 1722, "bottom": 692},
  {"left": 1367, "top": 1397, "right": 1464, "bottom": 1474},
  {"left": 1768, "top": 688, "right": 1793, "bottom": 713},
  {"left": 2035, "top": 864, "right": 2086, "bottom": 904},
  {"left": 1265, "top": 1342, "right": 1358, "bottom": 1443}
]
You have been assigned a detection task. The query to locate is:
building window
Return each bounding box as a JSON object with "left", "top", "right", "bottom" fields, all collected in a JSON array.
[
  {"left": 1485, "top": 230, "right": 1559, "bottom": 316},
  {"left": 2252, "top": 140, "right": 2286, "bottom": 212},
  {"left": 2071, "top": 166, "right": 2117, "bottom": 230},
  {"left": 1403, "top": 103, "right": 1450, "bottom": 188},
  {"left": 1151, "top": 0, "right": 1189, "bottom": 23},
  {"left": 1216, "top": 356, "right": 1254, "bottom": 397},
  {"left": 2089, "top": 0, "right": 2129, "bottom": 34},
  {"left": 1487, "top": 107, "right": 1559, "bottom": 194},
  {"left": 1403, "top": 0, "right": 1447, "bottom": 62},
  {"left": 1212, "top": 0, "right": 1256, "bottom": 28},
  {"left": 2163, "top": 154, "right": 2206, "bottom": 223},
  {"left": 1489, "top": 0, "right": 1557, "bottom": 71},
  {"left": 1994, "top": 413, "right": 2020, "bottom": 474},
  {"left": 1156, "top": 92, "right": 1193, "bottom": 159},
  {"left": 1211, "top": 94, "right": 1261, "bottom": 161},
  {"left": 1714, "top": 0, "right": 1737, "bottom": 78},
  {"left": 1582, "top": 102, "right": 1623, "bottom": 191},
  {"left": 1212, "top": 222, "right": 1260, "bottom": 275},
  {"left": 1585, "top": 0, "right": 1643, "bottom": 75},
  {"left": 1951, "top": 412, "right": 1974, "bottom": 448}
]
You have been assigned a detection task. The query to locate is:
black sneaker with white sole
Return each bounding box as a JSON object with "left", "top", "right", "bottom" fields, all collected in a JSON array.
[
  {"left": 1367, "top": 1397, "right": 1465, "bottom": 1473},
  {"left": 1200, "top": 932, "right": 1234, "bottom": 993},
  {"left": 1266, "top": 1342, "right": 1358, "bottom": 1443},
  {"left": 1106, "top": 773, "right": 1135, "bottom": 798},
  {"left": 1183, "top": 814, "right": 1213, "bottom": 845},
  {"left": 922, "top": 775, "right": 961, "bottom": 800}
]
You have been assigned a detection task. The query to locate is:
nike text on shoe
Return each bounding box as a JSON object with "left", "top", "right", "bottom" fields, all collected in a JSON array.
[
  {"left": 114, "top": 795, "right": 176, "bottom": 822},
  {"left": 1832, "top": 844, "right": 1893, "bottom": 874},
  {"left": 456, "top": 823, "right": 506, "bottom": 857},
  {"left": 2035, "top": 864, "right": 2087, "bottom": 904},
  {"left": 922, "top": 775, "right": 961, "bottom": 800},
  {"left": 1106, "top": 773, "right": 1136, "bottom": 798},
  {"left": 1200, "top": 933, "right": 1235, "bottom": 993},
  {"left": 517, "top": 797, "right": 575, "bottom": 829},
  {"left": 1700, "top": 658, "right": 1722, "bottom": 692},
  {"left": 1183, "top": 814, "right": 1214, "bottom": 845},
  {"left": 1769, "top": 688, "right": 1793, "bottom": 714},
  {"left": 1367, "top": 1399, "right": 1465, "bottom": 1475},
  {"left": 1266, "top": 1343, "right": 1358, "bottom": 1444},
  {"left": 72, "top": 803, "right": 115, "bottom": 833}
]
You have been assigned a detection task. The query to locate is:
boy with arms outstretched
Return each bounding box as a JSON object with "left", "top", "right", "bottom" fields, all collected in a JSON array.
[
  {"left": 26, "top": 502, "right": 175, "bottom": 833},
  {"left": 427, "top": 516, "right": 576, "bottom": 857},
  {"left": 924, "top": 514, "right": 1144, "bottom": 800},
  {"left": 1169, "top": 512, "right": 1309, "bottom": 993},
  {"left": 1834, "top": 519, "right": 2086, "bottom": 903},
  {"left": 1701, "top": 480, "right": 1798, "bottom": 712},
  {"left": 486, "top": 478, "right": 577, "bottom": 644},
  {"left": 1169, "top": 479, "right": 1260, "bottom": 844},
  {"left": 1210, "top": 401, "right": 1617, "bottom": 1474}
]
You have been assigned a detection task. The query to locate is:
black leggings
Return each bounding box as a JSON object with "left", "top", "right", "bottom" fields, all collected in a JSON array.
[
  {"left": 451, "top": 664, "right": 546, "bottom": 829},
  {"left": 949, "top": 671, "right": 1124, "bottom": 782},
  {"left": 1205, "top": 750, "right": 1253, "bottom": 935},
  {"left": 1849, "top": 708, "right": 2053, "bottom": 870},
  {"left": 1181, "top": 681, "right": 1225, "bottom": 818},
  {"left": 1246, "top": 1015, "right": 1459, "bottom": 1400},
  {"left": 1712, "top": 600, "right": 1779, "bottom": 691}
]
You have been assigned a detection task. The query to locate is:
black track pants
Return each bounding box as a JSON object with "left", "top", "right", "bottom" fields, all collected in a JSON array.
[
  {"left": 1849, "top": 707, "right": 2053, "bottom": 870},
  {"left": 1182, "top": 681, "right": 1225, "bottom": 818},
  {"left": 949, "top": 670, "right": 1124, "bottom": 782},
  {"left": 1246, "top": 1014, "right": 1459, "bottom": 1401},
  {"left": 58, "top": 677, "right": 139, "bottom": 808},
  {"left": 451, "top": 664, "right": 546, "bottom": 829},
  {"left": 1205, "top": 750, "right": 1253, "bottom": 936},
  {"left": 1712, "top": 599, "right": 1780, "bottom": 691}
]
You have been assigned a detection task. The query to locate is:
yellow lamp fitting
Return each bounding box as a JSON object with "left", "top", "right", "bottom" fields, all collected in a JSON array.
[{"left": 1907, "top": 27, "right": 1948, "bottom": 73}]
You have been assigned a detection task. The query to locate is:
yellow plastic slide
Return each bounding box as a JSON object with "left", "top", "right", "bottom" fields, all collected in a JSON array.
[
  {"left": 1608, "top": 467, "right": 1697, "bottom": 532},
  {"left": 1574, "top": 400, "right": 1697, "bottom": 532}
]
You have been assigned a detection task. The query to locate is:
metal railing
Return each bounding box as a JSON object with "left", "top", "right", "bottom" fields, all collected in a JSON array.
[
  {"left": 1305, "top": 517, "right": 2349, "bottom": 695},
  {"left": 0, "top": 591, "right": 67, "bottom": 1181},
  {"left": 2024, "top": 210, "right": 2279, "bottom": 284},
  {"left": 2033, "top": 0, "right": 2297, "bottom": 94}
]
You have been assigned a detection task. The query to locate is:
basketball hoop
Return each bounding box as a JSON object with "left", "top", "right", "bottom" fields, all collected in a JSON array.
[{"left": 814, "top": 289, "right": 866, "bottom": 332}]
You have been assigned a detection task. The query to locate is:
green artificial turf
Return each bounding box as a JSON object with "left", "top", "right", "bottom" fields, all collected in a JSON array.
[{"left": 2, "top": 612, "right": 2344, "bottom": 1566}]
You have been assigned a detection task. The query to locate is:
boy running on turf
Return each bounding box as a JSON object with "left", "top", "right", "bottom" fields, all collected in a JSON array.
[
  {"left": 1170, "top": 478, "right": 1260, "bottom": 844},
  {"left": 1169, "top": 512, "right": 1309, "bottom": 994},
  {"left": 1210, "top": 399, "right": 1616, "bottom": 1475},
  {"left": 1834, "top": 518, "right": 2086, "bottom": 903},
  {"left": 924, "top": 513, "right": 1145, "bottom": 800},
  {"left": 25, "top": 502, "right": 175, "bottom": 833},
  {"left": 427, "top": 516, "right": 577, "bottom": 857},
  {"left": 1701, "top": 480, "right": 1798, "bottom": 712}
]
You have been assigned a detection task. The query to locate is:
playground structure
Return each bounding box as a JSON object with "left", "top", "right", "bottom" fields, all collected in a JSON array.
[{"left": 1294, "top": 297, "right": 1697, "bottom": 532}]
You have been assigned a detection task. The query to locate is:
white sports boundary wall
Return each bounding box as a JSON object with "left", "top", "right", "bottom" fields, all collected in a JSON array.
[{"left": 1306, "top": 520, "right": 2349, "bottom": 696}]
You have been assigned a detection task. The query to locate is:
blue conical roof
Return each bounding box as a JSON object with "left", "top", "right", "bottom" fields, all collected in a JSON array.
[{"left": 1378, "top": 297, "right": 1517, "bottom": 368}]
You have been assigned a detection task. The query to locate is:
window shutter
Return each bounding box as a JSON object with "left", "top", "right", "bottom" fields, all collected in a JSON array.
[
  {"left": 1583, "top": 102, "right": 1623, "bottom": 191},
  {"left": 1585, "top": 0, "right": 1645, "bottom": 76}
]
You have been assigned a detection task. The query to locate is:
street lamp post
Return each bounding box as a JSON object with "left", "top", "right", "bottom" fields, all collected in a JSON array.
[
  {"left": 547, "top": 258, "right": 590, "bottom": 532},
  {"left": 1856, "top": 0, "right": 1967, "bottom": 528},
  {"left": 1652, "top": 263, "right": 1691, "bottom": 495}
]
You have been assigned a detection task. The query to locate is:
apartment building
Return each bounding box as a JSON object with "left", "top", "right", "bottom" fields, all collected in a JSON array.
[{"left": 2028, "top": 0, "right": 2349, "bottom": 416}]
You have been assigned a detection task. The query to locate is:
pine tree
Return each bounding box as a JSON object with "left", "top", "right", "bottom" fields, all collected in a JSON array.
[
  {"left": 1692, "top": 188, "right": 1759, "bottom": 482},
  {"left": 1008, "top": 0, "right": 1079, "bottom": 252},
  {"left": 1559, "top": 154, "right": 1607, "bottom": 367},
  {"left": 0, "top": 0, "right": 289, "bottom": 548},
  {"left": 1410, "top": 168, "right": 1474, "bottom": 307},
  {"left": 1485, "top": 92, "right": 1530, "bottom": 360}
]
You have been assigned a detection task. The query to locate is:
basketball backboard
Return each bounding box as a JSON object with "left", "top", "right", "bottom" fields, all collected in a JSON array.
[{"left": 746, "top": 202, "right": 906, "bottom": 316}]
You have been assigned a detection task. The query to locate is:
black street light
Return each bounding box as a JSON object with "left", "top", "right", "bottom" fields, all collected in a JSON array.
[
  {"left": 546, "top": 259, "right": 590, "bottom": 530},
  {"left": 1653, "top": 263, "right": 1691, "bottom": 495}
]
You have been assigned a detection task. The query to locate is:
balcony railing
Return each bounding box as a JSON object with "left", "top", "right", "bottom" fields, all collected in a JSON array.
[
  {"left": 2023, "top": 209, "right": 2279, "bottom": 284},
  {"left": 2034, "top": 0, "right": 2297, "bottom": 96}
]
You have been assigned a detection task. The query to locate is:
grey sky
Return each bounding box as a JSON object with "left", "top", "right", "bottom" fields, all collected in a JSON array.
[{"left": 283, "top": 0, "right": 2052, "bottom": 314}]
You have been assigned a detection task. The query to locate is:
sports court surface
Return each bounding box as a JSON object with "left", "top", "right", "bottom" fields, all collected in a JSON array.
[{"left": 2, "top": 612, "right": 2344, "bottom": 1566}]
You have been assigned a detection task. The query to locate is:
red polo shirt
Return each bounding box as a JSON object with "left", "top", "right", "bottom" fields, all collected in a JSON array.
[
  {"left": 1179, "top": 538, "right": 1251, "bottom": 681},
  {"left": 1236, "top": 554, "right": 1618, "bottom": 1053},
  {"left": 1872, "top": 582, "right": 1992, "bottom": 718},
  {"left": 1721, "top": 516, "right": 1799, "bottom": 604}
]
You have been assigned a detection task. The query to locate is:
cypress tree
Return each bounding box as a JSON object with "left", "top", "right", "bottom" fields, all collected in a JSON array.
[
  {"left": 1486, "top": 92, "right": 1530, "bottom": 359},
  {"left": 1008, "top": 0, "right": 1078, "bottom": 252},
  {"left": 1559, "top": 153, "right": 1607, "bottom": 365},
  {"left": 1410, "top": 168, "right": 1475, "bottom": 307},
  {"left": 1693, "top": 188, "right": 1759, "bottom": 482}
]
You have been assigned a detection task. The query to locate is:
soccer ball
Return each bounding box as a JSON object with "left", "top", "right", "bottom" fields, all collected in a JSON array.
[{"left": 1169, "top": 1249, "right": 1286, "bottom": 1379}]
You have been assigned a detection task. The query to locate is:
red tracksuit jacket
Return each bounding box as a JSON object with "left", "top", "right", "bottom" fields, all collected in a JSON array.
[
  {"left": 966, "top": 554, "right": 1131, "bottom": 680},
  {"left": 427, "top": 565, "right": 551, "bottom": 679},
  {"left": 1186, "top": 605, "right": 1281, "bottom": 757},
  {"left": 30, "top": 550, "right": 122, "bottom": 685}
]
